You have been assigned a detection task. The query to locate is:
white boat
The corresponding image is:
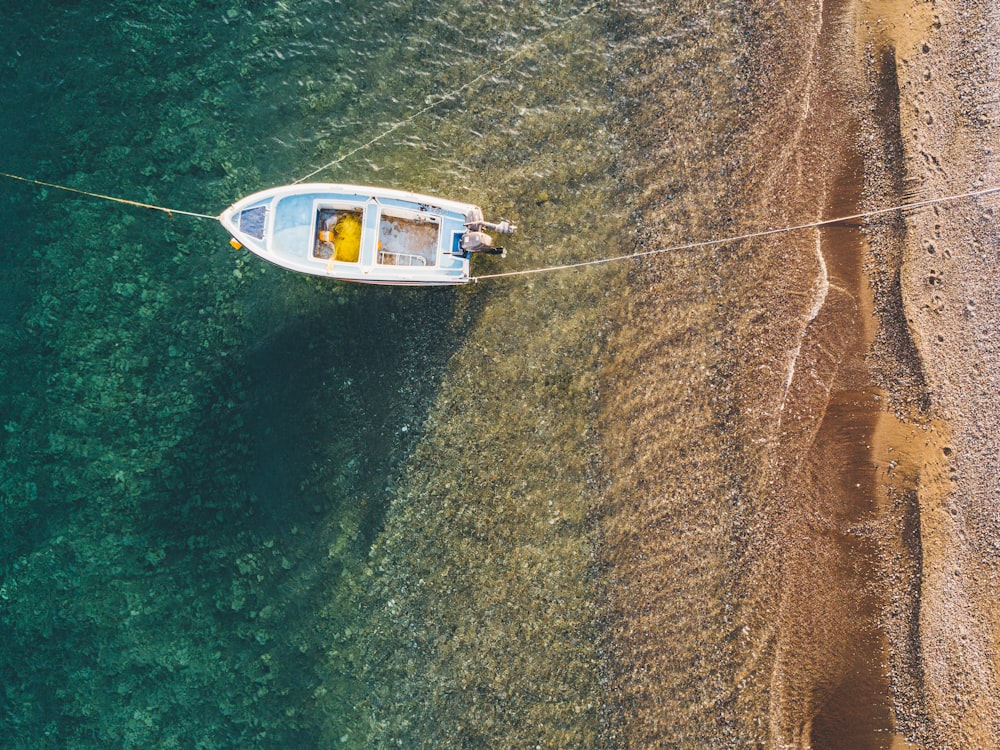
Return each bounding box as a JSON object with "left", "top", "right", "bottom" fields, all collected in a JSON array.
[{"left": 220, "top": 183, "right": 514, "bottom": 285}]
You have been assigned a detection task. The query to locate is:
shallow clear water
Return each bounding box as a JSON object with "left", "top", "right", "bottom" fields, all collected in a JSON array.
[{"left": 1, "top": 1, "right": 627, "bottom": 747}]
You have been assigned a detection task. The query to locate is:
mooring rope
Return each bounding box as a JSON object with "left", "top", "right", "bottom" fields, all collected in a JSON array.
[
  {"left": 470, "top": 184, "right": 1000, "bottom": 282},
  {"left": 4, "top": 170, "right": 996, "bottom": 284},
  {"left": 0, "top": 171, "right": 220, "bottom": 220},
  {"left": 292, "top": 0, "right": 602, "bottom": 185}
]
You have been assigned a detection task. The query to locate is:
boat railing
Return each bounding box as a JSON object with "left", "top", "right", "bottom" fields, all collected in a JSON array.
[{"left": 378, "top": 250, "right": 429, "bottom": 267}]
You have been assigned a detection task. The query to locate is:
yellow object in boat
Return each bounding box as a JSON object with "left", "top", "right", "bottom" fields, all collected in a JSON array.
[{"left": 333, "top": 213, "right": 362, "bottom": 263}]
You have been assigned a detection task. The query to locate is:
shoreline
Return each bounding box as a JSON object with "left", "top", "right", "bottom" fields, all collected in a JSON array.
[
  {"left": 745, "top": 0, "right": 1000, "bottom": 744},
  {"left": 597, "top": 0, "right": 999, "bottom": 745}
]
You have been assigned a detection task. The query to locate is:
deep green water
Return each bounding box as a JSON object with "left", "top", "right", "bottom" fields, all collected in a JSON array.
[{"left": 1, "top": 1, "right": 628, "bottom": 747}]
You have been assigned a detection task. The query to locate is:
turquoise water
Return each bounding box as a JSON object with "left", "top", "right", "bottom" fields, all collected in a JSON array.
[{"left": 1, "top": 1, "right": 627, "bottom": 747}]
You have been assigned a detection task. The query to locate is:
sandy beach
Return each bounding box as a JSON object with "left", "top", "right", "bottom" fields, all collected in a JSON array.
[
  {"left": 599, "top": 0, "right": 999, "bottom": 746},
  {"left": 886, "top": 0, "right": 1000, "bottom": 744}
]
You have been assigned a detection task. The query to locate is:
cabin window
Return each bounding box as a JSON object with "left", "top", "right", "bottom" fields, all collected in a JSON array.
[
  {"left": 239, "top": 206, "right": 267, "bottom": 239},
  {"left": 314, "top": 208, "right": 363, "bottom": 263},
  {"left": 377, "top": 212, "right": 440, "bottom": 267}
]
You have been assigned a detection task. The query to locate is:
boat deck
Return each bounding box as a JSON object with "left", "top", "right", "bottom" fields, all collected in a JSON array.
[{"left": 222, "top": 184, "right": 475, "bottom": 285}]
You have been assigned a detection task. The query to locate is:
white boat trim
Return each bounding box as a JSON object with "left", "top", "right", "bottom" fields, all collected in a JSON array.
[{"left": 221, "top": 183, "right": 511, "bottom": 286}]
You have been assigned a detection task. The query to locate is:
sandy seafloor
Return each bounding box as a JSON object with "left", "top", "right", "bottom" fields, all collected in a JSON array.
[{"left": 1, "top": 0, "right": 998, "bottom": 748}]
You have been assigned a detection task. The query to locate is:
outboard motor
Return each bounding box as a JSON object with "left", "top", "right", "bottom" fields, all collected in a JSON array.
[{"left": 462, "top": 207, "right": 516, "bottom": 256}]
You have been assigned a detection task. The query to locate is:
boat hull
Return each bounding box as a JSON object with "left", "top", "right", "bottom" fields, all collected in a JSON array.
[{"left": 221, "top": 183, "right": 478, "bottom": 285}]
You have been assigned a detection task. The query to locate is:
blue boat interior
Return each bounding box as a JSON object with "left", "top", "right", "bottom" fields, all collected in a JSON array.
[{"left": 233, "top": 190, "right": 471, "bottom": 281}]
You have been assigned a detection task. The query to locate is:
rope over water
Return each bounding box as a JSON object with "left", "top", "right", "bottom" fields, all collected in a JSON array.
[
  {"left": 3, "top": 0, "right": 995, "bottom": 287},
  {"left": 2, "top": 2, "right": 606, "bottom": 216},
  {"left": 470, "top": 185, "right": 1000, "bottom": 282},
  {"left": 291, "top": 0, "right": 603, "bottom": 185},
  {"left": 0, "top": 171, "right": 219, "bottom": 221}
]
